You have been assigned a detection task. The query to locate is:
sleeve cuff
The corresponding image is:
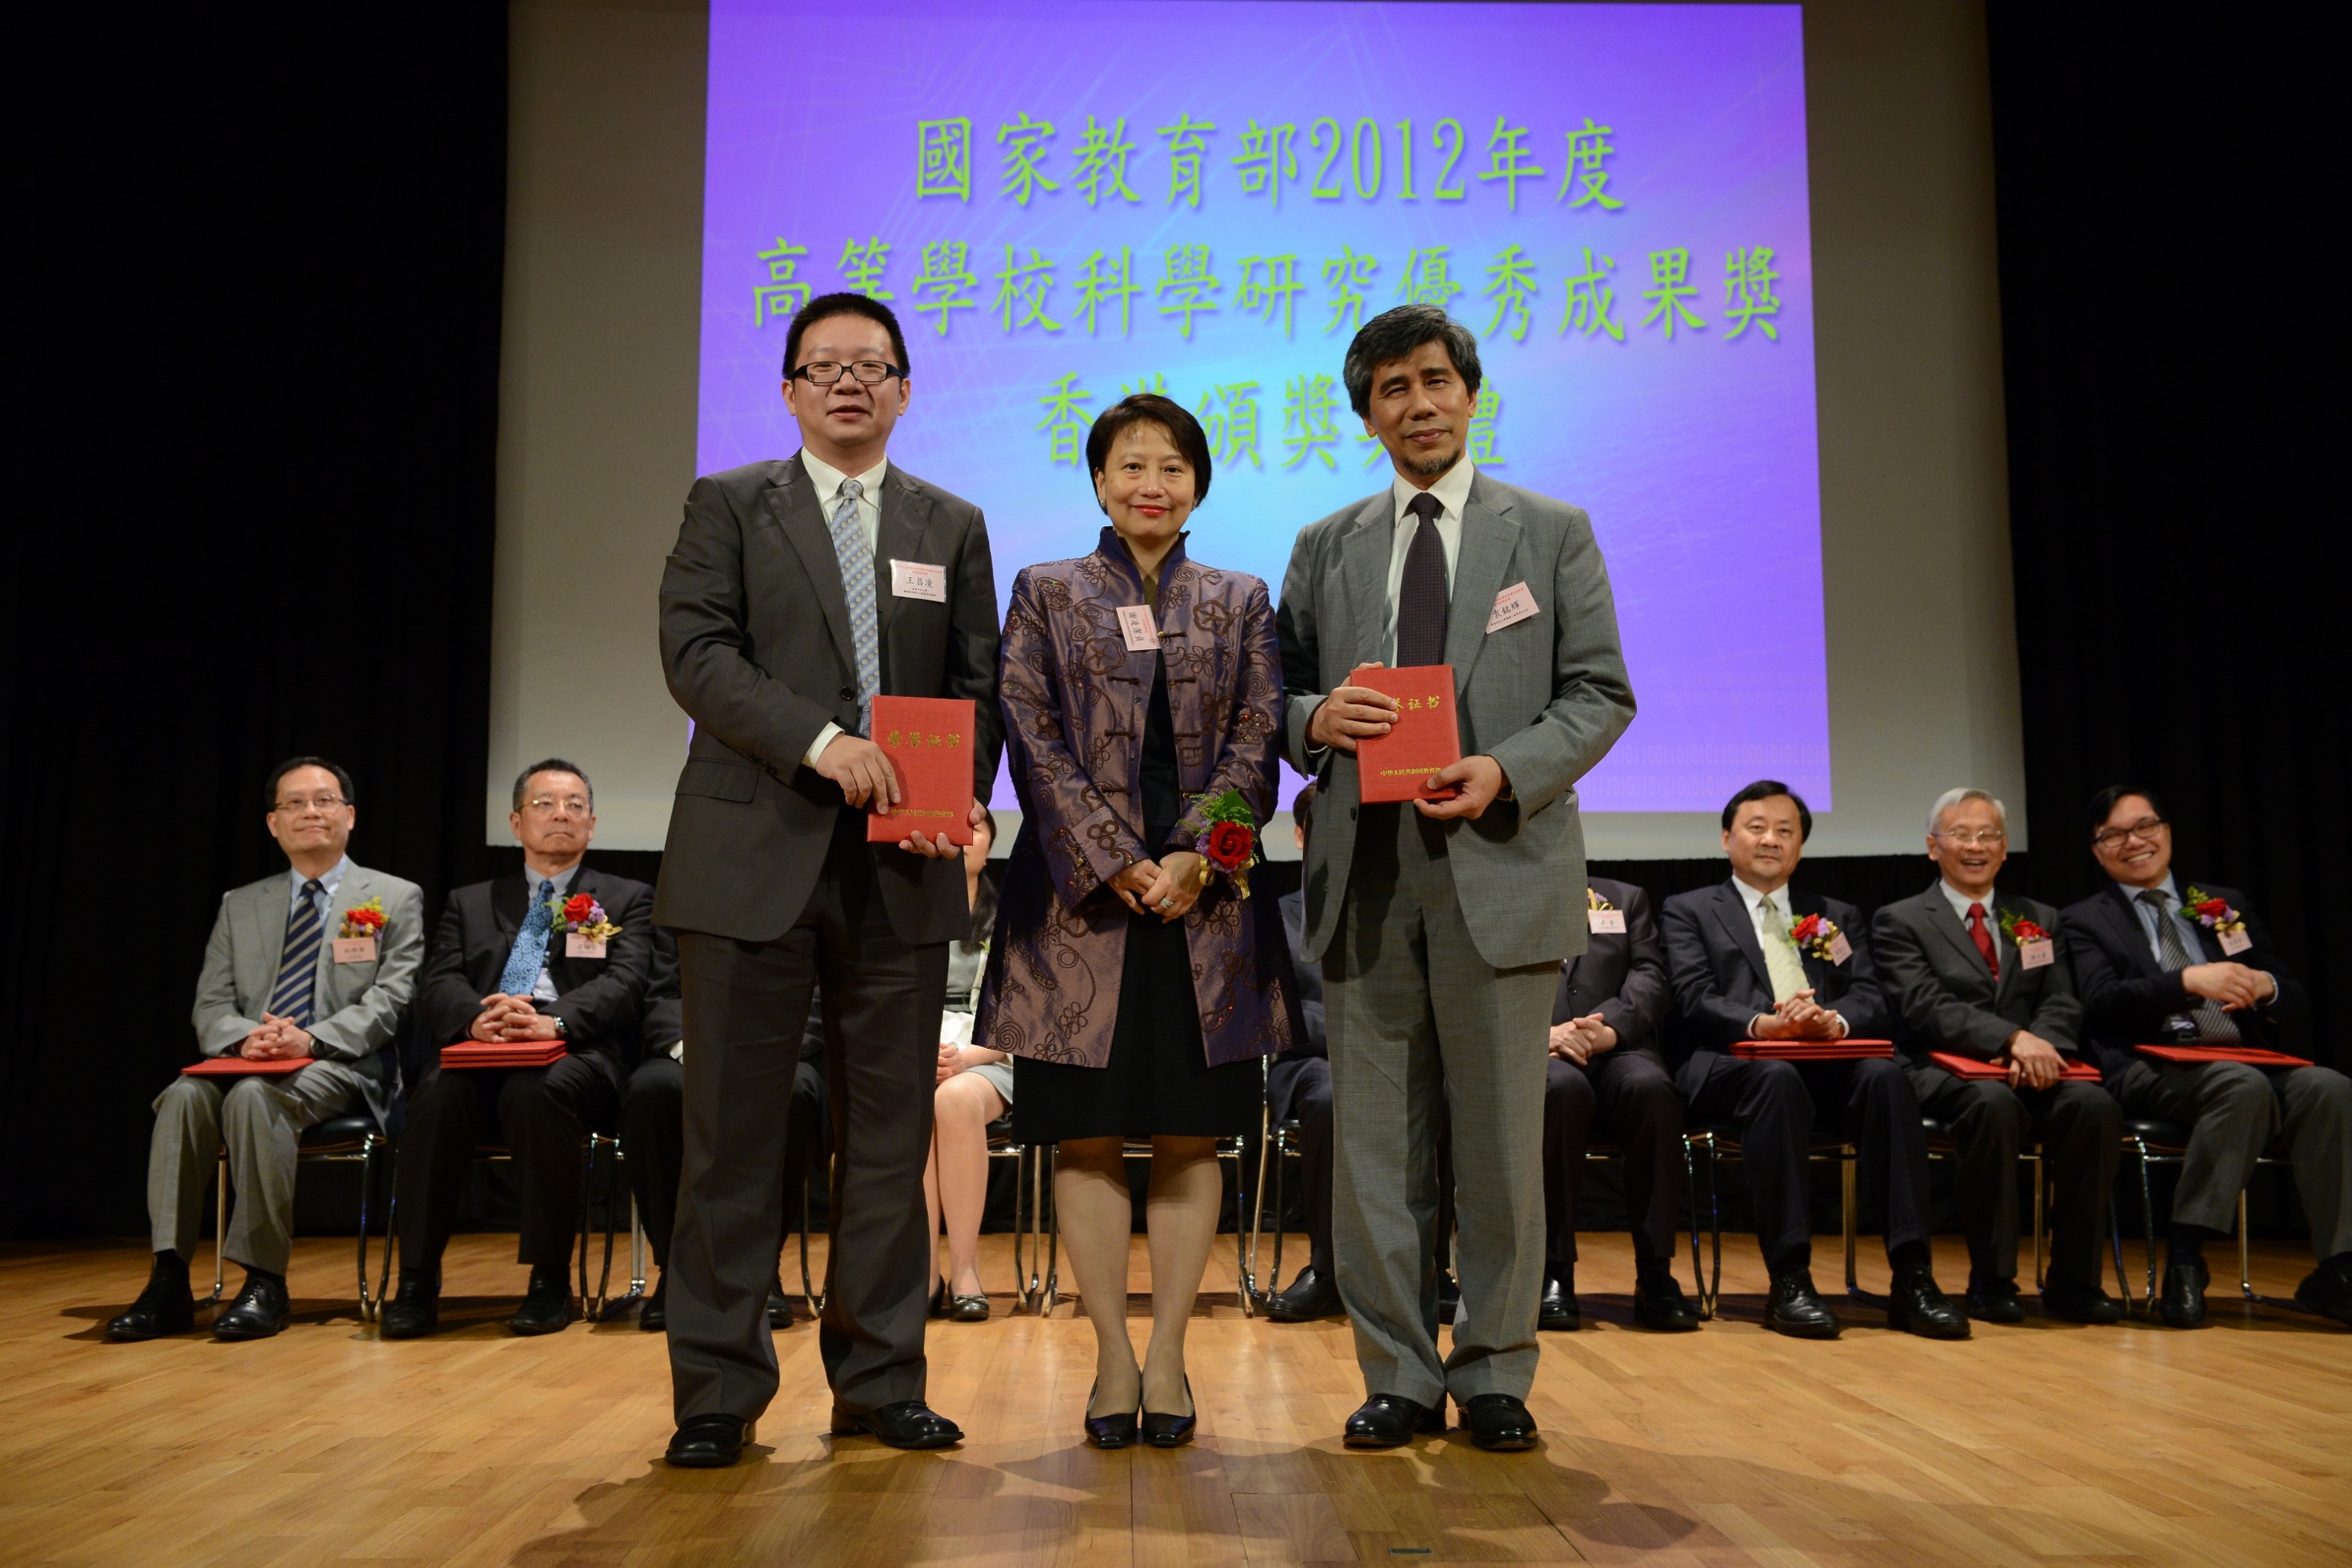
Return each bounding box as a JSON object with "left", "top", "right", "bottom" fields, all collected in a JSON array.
[{"left": 803, "top": 722, "right": 844, "bottom": 771}]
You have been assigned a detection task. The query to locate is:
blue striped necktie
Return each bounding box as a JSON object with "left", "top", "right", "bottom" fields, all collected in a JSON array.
[
  {"left": 827, "top": 477, "right": 882, "bottom": 735},
  {"left": 267, "top": 879, "right": 326, "bottom": 1026},
  {"left": 499, "top": 880, "right": 557, "bottom": 997}
]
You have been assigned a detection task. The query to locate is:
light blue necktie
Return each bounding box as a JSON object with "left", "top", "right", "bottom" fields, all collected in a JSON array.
[
  {"left": 266, "top": 879, "right": 325, "bottom": 1026},
  {"left": 499, "top": 880, "right": 557, "bottom": 996},
  {"left": 827, "top": 477, "right": 882, "bottom": 735}
]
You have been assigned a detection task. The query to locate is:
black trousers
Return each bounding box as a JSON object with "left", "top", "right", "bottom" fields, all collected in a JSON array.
[
  {"left": 619, "top": 1053, "right": 829, "bottom": 1271},
  {"left": 1908, "top": 1064, "right": 2120, "bottom": 1291},
  {"left": 1268, "top": 1054, "right": 1333, "bottom": 1279},
  {"left": 1544, "top": 1050, "right": 1685, "bottom": 1269},
  {"left": 1676, "top": 1053, "right": 1931, "bottom": 1272},
  {"left": 394, "top": 1051, "right": 623, "bottom": 1273},
  {"left": 667, "top": 833, "right": 947, "bottom": 1424}
]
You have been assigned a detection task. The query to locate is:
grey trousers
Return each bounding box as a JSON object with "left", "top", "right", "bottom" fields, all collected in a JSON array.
[
  {"left": 147, "top": 1061, "right": 369, "bottom": 1274},
  {"left": 2112, "top": 1057, "right": 2352, "bottom": 1260},
  {"left": 1326, "top": 804, "right": 1559, "bottom": 1408}
]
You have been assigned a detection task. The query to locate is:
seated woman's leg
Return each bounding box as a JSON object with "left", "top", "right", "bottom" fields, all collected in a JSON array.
[
  {"left": 935, "top": 1072, "right": 1004, "bottom": 1299},
  {"left": 1142, "top": 1134, "right": 1220, "bottom": 1418},
  {"left": 1054, "top": 1135, "right": 1138, "bottom": 1416}
]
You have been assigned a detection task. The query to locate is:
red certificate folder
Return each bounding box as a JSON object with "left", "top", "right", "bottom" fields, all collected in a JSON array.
[
  {"left": 182, "top": 1057, "right": 309, "bottom": 1076},
  {"left": 1929, "top": 1051, "right": 2103, "bottom": 1083},
  {"left": 868, "top": 695, "right": 976, "bottom": 844},
  {"left": 2136, "top": 1043, "right": 2313, "bottom": 1069},
  {"left": 441, "top": 1040, "right": 569, "bottom": 1070},
  {"left": 1352, "top": 665, "right": 1461, "bottom": 803},
  {"left": 1730, "top": 1039, "right": 1895, "bottom": 1062}
]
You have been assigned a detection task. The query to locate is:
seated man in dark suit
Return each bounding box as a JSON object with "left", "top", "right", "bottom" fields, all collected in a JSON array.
[
  {"left": 108, "top": 757, "right": 423, "bottom": 1341},
  {"left": 622, "top": 933, "right": 823, "bottom": 1333},
  {"left": 1875, "top": 788, "right": 2122, "bottom": 1325},
  {"left": 2060, "top": 785, "right": 2350, "bottom": 1328},
  {"left": 1661, "top": 780, "right": 1966, "bottom": 1340},
  {"left": 382, "top": 759, "right": 656, "bottom": 1338},
  {"left": 1265, "top": 784, "right": 1338, "bottom": 1322}
]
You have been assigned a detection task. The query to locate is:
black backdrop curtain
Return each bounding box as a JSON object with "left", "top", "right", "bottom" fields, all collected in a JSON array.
[{"left": 4, "top": 6, "right": 2338, "bottom": 1239}]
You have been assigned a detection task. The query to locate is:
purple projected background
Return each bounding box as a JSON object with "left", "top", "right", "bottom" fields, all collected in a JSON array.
[{"left": 699, "top": 0, "right": 1826, "bottom": 810}]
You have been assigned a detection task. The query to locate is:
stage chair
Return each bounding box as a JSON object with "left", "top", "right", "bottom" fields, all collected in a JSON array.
[
  {"left": 1015, "top": 1131, "right": 1252, "bottom": 1319},
  {"left": 205, "top": 1112, "right": 395, "bottom": 1321},
  {"left": 1683, "top": 1127, "right": 1854, "bottom": 1316},
  {"left": 2119, "top": 1120, "right": 2297, "bottom": 1315}
]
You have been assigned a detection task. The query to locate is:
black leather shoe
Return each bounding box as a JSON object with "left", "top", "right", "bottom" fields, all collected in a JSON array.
[
  {"left": 1765, "top": 1271, "right": 1841, "bottom": 1339},
  {"left": 1141, "top": 1374, "right": 1196, "bottom": 1448},
  {"left": 666, "top": 1414, "right": 750, "bottom": 1468},
  {"left": 107, "top": 1258, "right": 195, "bottom": 1341},
  {"left": 2040, "top": 1280, "right": 2122, "bottom": 1324},
  {"left": 831, "top": 1399, "right": 964, "bottom": 1449},
  {"left": 2159, "top": 1254, "right": 2210, "bottom": 1329},
  {"left": 1963, "top": 1281, "right": 2026, "bottom": 1324},
  {"left": 2293, "top": 1269, "right": 2352, "bottom": 1327},
  {"left": 766, "top": 1277, "right": 793, "bottom": 1330},
  {"left": 213, "top": 1272, "right": 290, "bottom": 1341},
  {"left": 639, "top": 1273, "right": 667, "bottom": 1332},
  {"left": 1633, "top": 1274, "right": 1701, "bottom": 1331},
  {"left": 1459, "top": 1393, "right": 1538, "bottom": 1452},
  {"left": 1343, "top": 1394, "right": 1446, "bottom": 1449},
  {"left": 1537, "top": 1269, "right": 1580, "bottom": 1332},
  {"left": 509, "top": 1266, "right": 574, "bottom": 1336},
  {"left": 379, "top": 1273, "right": 439, "bottom": 1339},
  {"left": 946, "top": 1291, "right": 989, "bottom": 1323},
  {"left": 1436, "top": 1270, "right": 1461, "bottom": 1325},
  {"left": 1083, "top": 1378, "right": 1139, "bottom": 1449},
  {"left": 1266, "top": 1265, "right": 1344, "bottom": 1322},
  {"left": 1886, "top": 1270, "right": 1970, "bottom": 1340}
]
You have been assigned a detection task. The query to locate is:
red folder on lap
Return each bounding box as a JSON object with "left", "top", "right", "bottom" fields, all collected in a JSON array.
[
  {"left": 867, "top": 695, "right": 977, "bottom": 844},
  {"left": 1929, "top": 1051, "right": 2103, "bottom": 1083},
  {"left": 1352, "top": 665, "right": 1461, "bottom": 803},
  {"left": 441, "top": 1040, "right": 569, "bottom": 1070},
  {"left": 182, "top": 1057, "right": 310, "bottom": 1076},
  {"left": 2136, "top": 1043, "right": 2313, "bottom": 1069},
  {"left": 1730, "top": 1039, "right": 1894, "bottom": 1062}
]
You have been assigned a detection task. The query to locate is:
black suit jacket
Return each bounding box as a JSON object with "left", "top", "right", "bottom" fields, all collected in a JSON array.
[
  {"left": 654, "top": 455, "right": 1004, "bottom": 945},
  {"left": 1661, "top": 879, "right": 1889, "bottom": 1073},
  {"left": 1873, "top": 883, "right": 2082, "bottom": 1063},
  {"left": 1554, "top": 876, "right": 1668, "bottom": 1056},
  {"left": 419, "top": 867, "right": 656, "bottom": 1069},
  {"left": 2059, "top": 878, "right": 2309, "bottom": 1076},
  {"left": 1278, "top": 888, "right": 1326, "bottom": 1058}
]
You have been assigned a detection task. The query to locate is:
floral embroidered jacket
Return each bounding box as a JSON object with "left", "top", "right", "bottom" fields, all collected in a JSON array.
[{"left": 976, "top": 528, "right": 1296, "bottom": 1069}]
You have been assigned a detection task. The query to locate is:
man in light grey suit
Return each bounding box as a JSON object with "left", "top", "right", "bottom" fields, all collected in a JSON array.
[
  {"left": 107, "top": 757, "right": 423, "bottom": 1341},
  {"left": 1277, "top": 305, "right": 1635, "bottom": 1452}
]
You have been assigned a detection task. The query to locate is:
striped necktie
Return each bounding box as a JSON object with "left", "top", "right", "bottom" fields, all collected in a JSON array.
[
  {"left": 267, "top": 879, "right": 326, "bottom": 1027},
  {"left": 2138, "top": 888, "right": 2240, "bottom": 1043},
  {"left": 827, "top": 477, "right": 882, "bottom": 736},
  {"left": 499, "top": 880, "right": 558, "bottom": 997}
]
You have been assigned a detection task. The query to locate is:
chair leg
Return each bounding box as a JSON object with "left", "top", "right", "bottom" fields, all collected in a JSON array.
[
  {"left": 1842, "top": 1148, "right": 1859, "bottom": 1296},
  {"left": 2238, "top": 1187, "right": 2255, "bottom": 1303},
  {"left": 1269, "top": 1131, "right": 1290, "bottom": 1305},
  {"left": 211, "top": 1149, "right": 229, "bottom": 1305},
  {"left": 355, "top": 1138, "right": 379, "bottom": 1322},
  {"left": 1245, "top": 1102, "right": 1272, "bottom": 1307},
  {"left": 630, "top": 1196, "right": 647, "bottom": 1298},
  {"left": 2136, "top": 1141, "right": 2158, "bottom": 1314},
  {"left": 1041, "top": 1144, "right": 1060, "bottom": 1316},
  {"left": 2031, "top": 1149, "right": 2045, "bottom": 1294},
  {"left": 1228, "top": 1138, "right": 1254, "bottom": 1317},
  {"left": 593, "top": 1145, "right": 625, "bottom": 1319},
  {"left": 576, "top": 1138, "right": 594, "bottom": 1313}
]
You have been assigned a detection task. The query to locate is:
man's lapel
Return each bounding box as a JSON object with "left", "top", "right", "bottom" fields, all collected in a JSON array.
[
  {"left": 494, "top": 872, "right": 531, "bottom": 947},
  {"left": 1791, "top": 890, "right": 1835, "bottom": 989},
  {"left": 1922, "top": 890, "right": 1995, "bottom": 996},
  {"left": 2173, "top": 877, "right": 2229, "bottom": 963},
  {"left": 249, "top": 876, "right": 291, "bottom": 1004},
  {"left": 2101, "top": 884, "right": 2169, "bottom": 979},
  {"left": 1443, "top": 474, "right": 1519, "bottom": 690},
  {"left": 874, "top": 467, "right": 936, "bottom": 644},
  {"left": 766, "top": 456, "right": 860, "bottom": 686},
  {"left": 314, "top": 867, "right": 370, "bottom": 999},
  {"left": 1988, "top": 898, "right": 2027, "bottom": 1007},
  {"left": 1710, "top": 881, "right": 1773, "bottom": 993},
  {"left": 1338, "top": 495, "right": 1394, "bottom": 671}
]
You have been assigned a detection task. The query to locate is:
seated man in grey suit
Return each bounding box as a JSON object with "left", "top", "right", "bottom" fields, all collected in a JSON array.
[
  {"left": 108, "top": 757, "right": 423, "bottom": 1341},
  {"left": 1265, "top": 784, "right": 1338, "bottom": 1322},
  {"left": 1874, "top": 788, "right": 2122, "bottom": 1326}
]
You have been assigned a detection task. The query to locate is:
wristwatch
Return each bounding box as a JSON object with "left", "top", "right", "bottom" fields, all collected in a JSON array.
[{"left": 551, "top": 1016, "right": 569, "bottom": 1040}]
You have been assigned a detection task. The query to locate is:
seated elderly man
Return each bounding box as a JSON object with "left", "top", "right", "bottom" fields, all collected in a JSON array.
[
  {"left": 1873, "top": 788, "right": 2122, "bottom": 1325},
  {"left": 108, "top": 757, "right": 423, "bottom": 1341},
  {"left": 2061, "top": 786, "right": 2351, "bottom": 1329}
]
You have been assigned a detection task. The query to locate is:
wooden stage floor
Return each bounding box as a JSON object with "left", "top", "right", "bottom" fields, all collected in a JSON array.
[{"left": 4, "top": 1232, "right": 2347, "bottom": 1566}]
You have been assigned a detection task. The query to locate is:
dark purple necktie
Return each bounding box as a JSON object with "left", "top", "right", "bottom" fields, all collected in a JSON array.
[{"left": 1396, "top": 491, "right": 1448, "bottom": 667}]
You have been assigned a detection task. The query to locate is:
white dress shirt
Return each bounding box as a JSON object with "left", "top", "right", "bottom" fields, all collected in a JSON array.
[
  {"left": 288, "top": 855, "right": 352, "bottom": 923},
  {"left": 797, "top": 448, "right": 891, "bottom": 765},
  {"left": 1731, "top": 874, "right": 1847, "bottom": 1035},
  {"left": 1940, "top": 880, "right": 1998, "bottom": 927},
  {"left": 1379, "top": 458, "right": 1475, "bottom": 665}
]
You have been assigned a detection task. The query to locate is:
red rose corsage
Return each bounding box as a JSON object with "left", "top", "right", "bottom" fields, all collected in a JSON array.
[
  {"left": 553, "top": 893, "right": 623, "bottom": 943},
  {"left": 1187, "top": 788, "right": 1259, "bottom": 899},
  {"left": 1998, "top": 910, "right": 2050, "bottom": 946},
  {"left": 1788, "top": 911, "right": 1842, "bottom": 960},
  {"left": 2179, "top": 887, "right": 2245, "bottom": 937},
  {"left": 339, "top": 898, "right": 387, "bottom": 941}
]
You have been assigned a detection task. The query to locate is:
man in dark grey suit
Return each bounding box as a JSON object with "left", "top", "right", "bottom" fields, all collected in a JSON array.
[
  {"left": 1873, "top": 788, "right": 2122, "bottom": 1326},
  {"left": 108, "top": 757, "right": 422, "bottom": 1341},
  {"left": 656, "top": 294, "right": 1002, "bottom": 1465},
  {"left": 1278, "top": 304, "right": 1636, "bottom": 1451}
]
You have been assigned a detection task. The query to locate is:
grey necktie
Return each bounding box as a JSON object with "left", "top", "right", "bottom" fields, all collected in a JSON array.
[
  {"left": 2137, "top": 888, "right": 2239, "bottom": 1043},
  {"left": 828, "top": 477, "right": 882, "bottom": 736}
]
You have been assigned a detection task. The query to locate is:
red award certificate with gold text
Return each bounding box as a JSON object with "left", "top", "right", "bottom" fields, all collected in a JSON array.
[
  {"left": 1352, "top": 665, "right": 1461, "bottom": 804},
  {"left": 868, "top": 696, "right": 977, "bottom": 844}
]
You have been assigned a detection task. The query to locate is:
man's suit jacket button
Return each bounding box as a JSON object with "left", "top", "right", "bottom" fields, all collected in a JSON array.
[{"left": 840, "top": 687, "right": 855, "bottom": 700}]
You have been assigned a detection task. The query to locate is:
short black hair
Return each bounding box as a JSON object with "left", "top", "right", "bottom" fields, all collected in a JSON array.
[
  {"left": 1292, "top": 782, "right": 1318, "bottom": 840},
  {"left": 1341, "top": 303, "right": 1484, "bottom": 418},
  {"left": 267, "top": 756, "right": 354, "bottom": 811},
  {"left": 2087, "top": 783, "right": 2165, "bottom": 835},
  {"left": 1722, "top": 779, "right": 1811, "bottom": 842},
  {"left": 1085, "top": 393, "right": 1214, "bottom": 508},
  {"left": 513, "top": 758, "right": 594, "bottom": 812},
  {"left": 782, "top": 292, "right": 911, "bottom": 380}
]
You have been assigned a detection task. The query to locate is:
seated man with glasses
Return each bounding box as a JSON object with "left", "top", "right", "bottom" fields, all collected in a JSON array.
[
  {"left": 382, "top": 759, "right": 658, "bottom": 1338},
  {"left": 1873, "top": 788, "right": 2122, "bottom": 1325},
  {"left": 109, "top": 758, "right": 424, "bottom": 1341},
  {"left": 2061, "top": 786, "right": 2351, "bottom": 1329}
]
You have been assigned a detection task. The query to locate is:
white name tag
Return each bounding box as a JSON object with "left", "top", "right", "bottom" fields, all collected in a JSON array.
[
  {"left": 1828, "top": 931, "right": 1853, "bottom": 966},
  {"left": 332, "top": 936, "right": 377, "bottom": 964},
  {"left": 2018, "top": 938, "right": 2054, "bottom": 971},
  {"left": 1117, "top": 604, "right": 1160, "bottom": 652},
  {"left": 1588, "top": 908, "right": 1626, "bottom": 935},
  {"left": 1486, "top": 580, "right": 1539, "bottom": 633},
  {"left": 891, "top": 558, "right": 947, "bottom": 602},
  {"left": 2219, "top": 927, "right": 2252, "bottom": 956},
  {"left": 566, "top": 934, "right": 607, "bottom": 960}
]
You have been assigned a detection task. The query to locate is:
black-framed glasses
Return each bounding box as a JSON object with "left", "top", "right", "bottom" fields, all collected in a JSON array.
[
  {"left": 272, "top": 794, "right": 349, "bottom": 815},
  {"left": 2091, "top": 818, "right": 2166, "bottom": 850},
  {"left": 789, "top": 359, "right": 904, "bottom": 386}
]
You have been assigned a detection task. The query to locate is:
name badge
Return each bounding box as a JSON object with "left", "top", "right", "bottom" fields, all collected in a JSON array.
[
  {"left": 566, "top": 934, "right": 608, "bottom": 960},
  {"left": 891, "top": 559, "right": 947, "bottom": 602},
  {"left": 332, "top": 936, "right": 377, "bottom": 964},
  {"left": 1828, "top": 931, "right": 1853, "bottom": 966},
  {"left": 1116, "top": 604, "right": 1160, "bottom": 652},
  {"left": 1486, "top": 580, "right": 1539, "bottom": 633},
  {"left": 2219, "top": 927, "right": 2252, "bottom": 956},
  {"left": 1588, "top": 908, "right": 1626, "bottom": 935},
  {"left": 2018, "top": 938, "right": 2055, "bottom": 971}
]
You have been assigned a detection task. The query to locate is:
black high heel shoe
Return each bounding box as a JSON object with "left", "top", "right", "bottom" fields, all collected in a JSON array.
[
  {"left": 1083, "top": 1378, "right": 1140, "bottom": 1449},
  {"left": 1140, "top": 1375, "right": 1196, "bottom": 1448}
]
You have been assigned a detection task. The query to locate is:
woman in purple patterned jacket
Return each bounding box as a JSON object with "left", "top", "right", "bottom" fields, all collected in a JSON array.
[{"left": 975, "top": 394, "right": 1295, "bottom": 1450}]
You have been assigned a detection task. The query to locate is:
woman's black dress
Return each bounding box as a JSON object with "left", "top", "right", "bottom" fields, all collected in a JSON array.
[{"left": 1011, "top": 655, "right": 1262, "bottom": 1142}]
